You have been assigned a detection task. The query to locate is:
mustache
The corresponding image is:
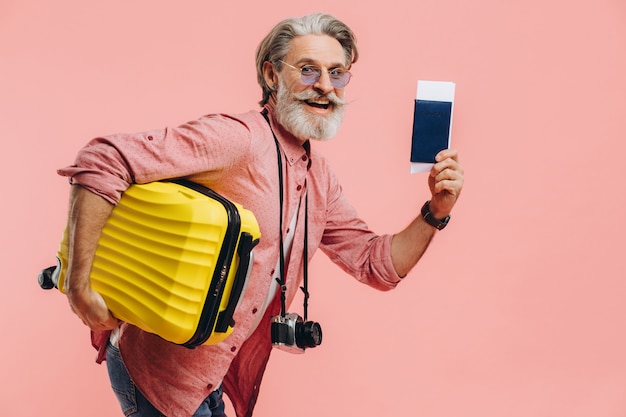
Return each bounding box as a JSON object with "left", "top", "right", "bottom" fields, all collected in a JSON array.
[{"left": 291, "top": 89, "right": 346, "bottom": 106}]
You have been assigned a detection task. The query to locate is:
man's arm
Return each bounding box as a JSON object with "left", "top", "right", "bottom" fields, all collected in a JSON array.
[
  {"left": 391, "top": 149, "right": 464, "bottom": 276},
  {"left": 64, "top": 185, "right": 120, "bottom": 330}
]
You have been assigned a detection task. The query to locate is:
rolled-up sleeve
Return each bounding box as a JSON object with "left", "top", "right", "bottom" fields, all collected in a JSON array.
[
  {"left": 58, "top": 114, "right": 254, "bottom": 204},
  {"left": 58, "top": 136, "right": 138, "bottom": 204}
]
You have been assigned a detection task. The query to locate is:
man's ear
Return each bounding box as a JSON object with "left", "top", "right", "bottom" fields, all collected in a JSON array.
[{"left": 262, "top": 61, "right": 279, "bottom": 89}]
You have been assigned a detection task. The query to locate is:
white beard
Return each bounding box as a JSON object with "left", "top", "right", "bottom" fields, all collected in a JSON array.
[{"left": 274, "top": 81, "right": 345, "bottom": 141}]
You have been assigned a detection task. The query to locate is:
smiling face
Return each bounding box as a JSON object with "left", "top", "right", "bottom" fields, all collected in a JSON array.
[{"left": 264, "top": 34, "right": 349, "bottom": 142}]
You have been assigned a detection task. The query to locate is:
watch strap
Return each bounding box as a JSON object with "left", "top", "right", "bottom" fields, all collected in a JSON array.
[{"left": 421, "top": 200, "right": 450, "bottom": 230}]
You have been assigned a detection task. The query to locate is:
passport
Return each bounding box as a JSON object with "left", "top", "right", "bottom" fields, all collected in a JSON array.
[
  {"left": 410, "top": 99, "right": 453, "bottom": 163},
  {"left": 410, "top": 81, "right": 455, "bottom": 173}
]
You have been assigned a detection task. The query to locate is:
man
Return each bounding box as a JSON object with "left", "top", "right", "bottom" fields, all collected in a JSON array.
[{"left": 59, "top": 12, "right": 463, "bottom": 417}]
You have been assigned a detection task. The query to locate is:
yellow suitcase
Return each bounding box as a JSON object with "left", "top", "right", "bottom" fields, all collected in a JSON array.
[{"left": 39, "top": 180, "right": 261, "bottom": 347}]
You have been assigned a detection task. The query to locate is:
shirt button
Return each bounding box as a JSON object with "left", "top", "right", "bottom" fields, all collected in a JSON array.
[
  {"left": 252, "top": 307, "right": 258, "bottom": 314},
  {"left": 302, "top": 155, "right": 308, "bottom": 161},
  {"left": 147, "top": 135, "right": 154, "bottom": 141},
  {"left": 296, "top": 185, "right": 302, "bottom": 191},
  {"left": 230, "top": 346, "right": 237, "bottom": 352},
  {"left": 207, "top": 383, "right": 213, "bottom": 390},
  {"left": 270, "top": 269, "right": 275, "bottom": 276}
]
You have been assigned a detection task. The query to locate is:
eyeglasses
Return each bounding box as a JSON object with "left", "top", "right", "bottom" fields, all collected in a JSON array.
[{"left": 279, "top": 60, "right": 352, "bottom": 88}]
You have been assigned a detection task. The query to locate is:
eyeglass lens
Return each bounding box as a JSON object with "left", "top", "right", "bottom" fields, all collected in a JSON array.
[{"left": 300, "top": 68, "right": 350, "bottom": 88}]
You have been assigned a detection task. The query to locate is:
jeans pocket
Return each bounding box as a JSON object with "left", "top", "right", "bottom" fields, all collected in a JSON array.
[{"left": 106, "top": 343, "right": 139, "bottom": 416}]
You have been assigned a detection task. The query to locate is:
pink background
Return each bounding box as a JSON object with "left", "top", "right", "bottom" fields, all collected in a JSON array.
[{"left": 2, "top": 1, "right": 625, "bottom": 416}]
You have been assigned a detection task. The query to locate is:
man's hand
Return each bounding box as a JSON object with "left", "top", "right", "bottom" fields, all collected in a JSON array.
[
  {"left": 428, "top": 149, "right": 464, "bottom": 218},
  {"left": 67, "top": 285, "right": 119, "bottom": 331}
]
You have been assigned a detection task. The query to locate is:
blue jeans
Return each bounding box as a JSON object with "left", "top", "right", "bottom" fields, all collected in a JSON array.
[{"left": 106, "top": 342, "right": 226, "bottom": 417}]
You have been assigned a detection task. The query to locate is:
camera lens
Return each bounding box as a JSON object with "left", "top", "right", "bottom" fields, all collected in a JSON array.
[{"left": 295, "top": 321, "right": 322, "bottom": 349}]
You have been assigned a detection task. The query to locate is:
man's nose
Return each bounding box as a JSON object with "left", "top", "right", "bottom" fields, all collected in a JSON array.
[{"left": 313, "top": 71, "right": 334, "bottom": 95}]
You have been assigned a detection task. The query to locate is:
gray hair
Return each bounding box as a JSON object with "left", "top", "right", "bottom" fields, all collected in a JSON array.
[{"left": 255, "top": 13, "right": 359, "bottom": 106}]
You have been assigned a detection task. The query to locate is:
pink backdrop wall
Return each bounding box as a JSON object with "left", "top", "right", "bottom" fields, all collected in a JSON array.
[{"left": 2, "top": 1, "right": 625, "bottom": 416}]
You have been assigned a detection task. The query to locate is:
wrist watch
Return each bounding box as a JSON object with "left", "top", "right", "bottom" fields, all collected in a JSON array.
[{"left": 421, "top": 200, "right": 450, "bottom": 230}]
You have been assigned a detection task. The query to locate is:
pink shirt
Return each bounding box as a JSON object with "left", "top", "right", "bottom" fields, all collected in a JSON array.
[{"left": 58, "top": 106, "right": 401, "bottom": 417}]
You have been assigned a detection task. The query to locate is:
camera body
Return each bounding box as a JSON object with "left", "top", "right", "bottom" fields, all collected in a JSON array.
[{"left": 270, "top": 313, "right": 322, "bottom": 354}]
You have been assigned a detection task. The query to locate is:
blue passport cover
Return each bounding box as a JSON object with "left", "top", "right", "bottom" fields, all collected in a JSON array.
[{"left": 410, "top": 99, "right": 452, "bottom": 163}]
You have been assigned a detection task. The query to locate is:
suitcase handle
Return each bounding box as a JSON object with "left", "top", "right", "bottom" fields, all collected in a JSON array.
[{"left": 215, "top": 232, "right": 258, "bottom": 333}]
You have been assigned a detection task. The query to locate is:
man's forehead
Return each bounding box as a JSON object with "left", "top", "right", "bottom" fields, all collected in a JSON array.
[{"left": 284, "top": 34, "right": 347, "bottom": 67}]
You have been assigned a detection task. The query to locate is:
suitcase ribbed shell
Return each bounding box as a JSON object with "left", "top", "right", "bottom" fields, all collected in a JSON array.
[{"left": 55, "top": 181, "right": 260, "bottom": 346}]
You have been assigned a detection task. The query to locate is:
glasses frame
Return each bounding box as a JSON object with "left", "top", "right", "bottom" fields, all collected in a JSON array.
[{"left": 279, "top": 60, "right": 352, "bottom": 88}]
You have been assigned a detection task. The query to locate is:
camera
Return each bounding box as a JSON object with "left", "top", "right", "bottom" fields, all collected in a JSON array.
[{"left": 270, "top": 313, "right": 322, "bottom": 354}]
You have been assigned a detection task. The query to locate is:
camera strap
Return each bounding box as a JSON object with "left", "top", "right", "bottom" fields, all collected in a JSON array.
[{"left": 261, "top": 109, "right": 311, "bottom": 321}]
